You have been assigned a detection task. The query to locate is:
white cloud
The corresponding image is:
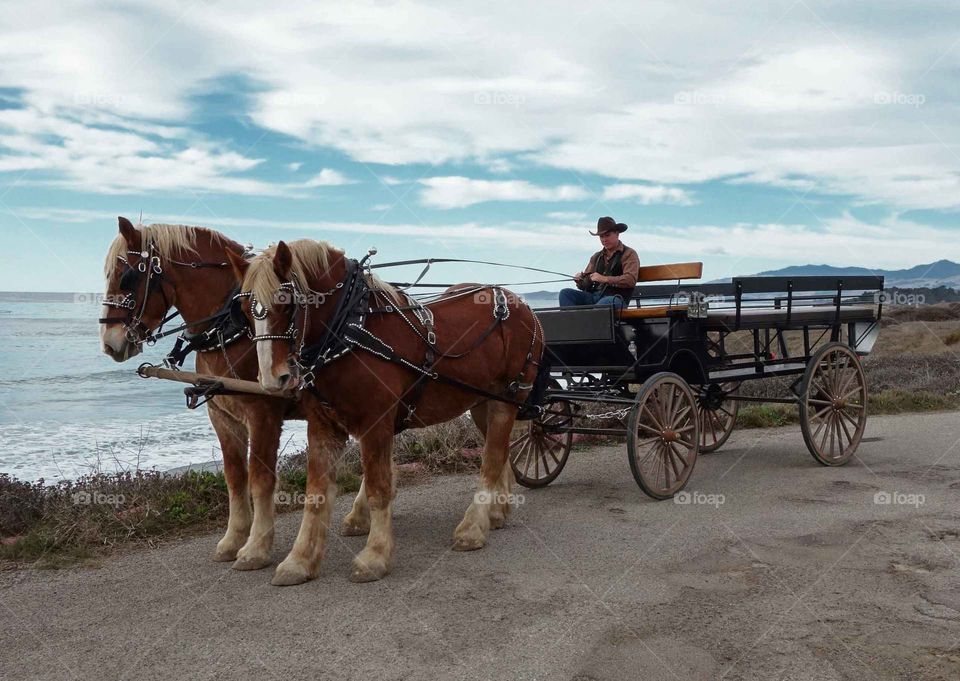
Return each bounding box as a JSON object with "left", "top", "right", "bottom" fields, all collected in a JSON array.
[
  {"left": 546, "top": 211, "right": 587, "bottom": 221},
  {"left": 302, "top": 168, "right": 353, "bottom": 187},
  {"left": 418, "top": 176, "right": 589, "bottom": 209},
  {"left": 602, "top": 184, "right": 695, "bottom": 205},
  {"left": 287, "top": 162, "right": 303, "bottom": 172},
  {"left": 0, "top": 1, "right": 959, "bottom": 210}
]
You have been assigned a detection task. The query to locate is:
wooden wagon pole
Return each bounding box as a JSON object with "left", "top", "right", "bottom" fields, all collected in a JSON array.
[{"left": 137, "top": 364, "right": 293, "bottom": 400}]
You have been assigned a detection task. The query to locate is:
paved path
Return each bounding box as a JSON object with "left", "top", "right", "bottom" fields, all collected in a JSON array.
[{"left": 3, "top": 412, "right": 960, "bottom": 680}]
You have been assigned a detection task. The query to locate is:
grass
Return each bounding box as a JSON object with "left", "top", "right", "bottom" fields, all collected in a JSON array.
[
  {"left": 734, "top": 388, "right": 960, "bottom": 429},
  {"left": 0, "top": 457, "right": 367, "bottom": 568},
  {"left": 945, "top": 329, "right": 960, "bottom": 346}
]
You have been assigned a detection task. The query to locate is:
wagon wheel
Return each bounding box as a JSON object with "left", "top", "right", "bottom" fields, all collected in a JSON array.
[
  {"left": 510, "top": 381, "right": 573, "bottom": 488},
  {"left": 799, "top": 342, "right": 867, "bottom": 466},
  {"left": 627, "top": 372, "right": 700, "bottom": 499},
  {"left": 696, "top": 382, "right": 740, "bottom": 454}
]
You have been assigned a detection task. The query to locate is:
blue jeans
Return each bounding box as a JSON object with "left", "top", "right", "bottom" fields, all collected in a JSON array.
[{"left": 559, "top": 288, "right": 626, "bottom": 310}]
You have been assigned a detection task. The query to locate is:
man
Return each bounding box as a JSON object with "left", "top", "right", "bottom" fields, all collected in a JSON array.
[{"left": 559, "top": 216, "right": 639, "bottom": 310}]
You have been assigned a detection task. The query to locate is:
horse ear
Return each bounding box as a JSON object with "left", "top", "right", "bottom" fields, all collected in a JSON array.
[
  {"left": 225, "top": 248, "right": 249, "bottom": 282},
  {"left": 273, "top": 241, "right": 293, "bottom": 279},
  {"left": 118, "top": 216, "right": 140, "bottom": 250}
]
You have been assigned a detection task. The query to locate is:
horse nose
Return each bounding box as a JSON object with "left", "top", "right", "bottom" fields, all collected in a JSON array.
[{"left": 275, "top": 373, "right": 292, "bottom": 389}]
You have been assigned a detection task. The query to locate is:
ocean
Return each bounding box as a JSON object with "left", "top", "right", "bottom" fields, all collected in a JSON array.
[
  {"left": 0, "top": 291, "right": 561, "bottom": 482},
  {"left": 0, "top": 292, "right": 308, "bottom": 482}
]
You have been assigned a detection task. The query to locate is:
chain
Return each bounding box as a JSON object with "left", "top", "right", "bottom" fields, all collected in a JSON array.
[{"left": 582, "top": 407, "right": 631, "bottom": 421}]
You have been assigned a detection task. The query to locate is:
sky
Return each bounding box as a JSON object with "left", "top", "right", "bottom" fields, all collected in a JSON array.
[{"left": 1, "top": 0, "right": 959, "bottom": 292}]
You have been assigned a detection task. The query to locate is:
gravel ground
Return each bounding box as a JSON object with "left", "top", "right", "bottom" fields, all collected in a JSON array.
[{"left": 2, "top": 411, "right": 960, "bottom": 680}]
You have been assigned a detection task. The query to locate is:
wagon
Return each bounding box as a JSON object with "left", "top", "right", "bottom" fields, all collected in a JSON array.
[{"left": 510, "top": 263, "right": 884, "bottom": 499}]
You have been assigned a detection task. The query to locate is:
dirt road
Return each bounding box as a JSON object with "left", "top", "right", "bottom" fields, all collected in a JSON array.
[{"left": 3, "top": 411, "right": 960, "bottom": 680}]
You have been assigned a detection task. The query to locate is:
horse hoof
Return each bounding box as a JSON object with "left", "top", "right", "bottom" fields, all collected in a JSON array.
[
  {"left": 350, "top": 554, "right": 390, "bottom": 582},
  {"left": 212, "top": 548, "right": 238, "bottom": 562},
  {"left": 340, "top": 518, "right": 370, "bottom": 537},
  {"left": 452, "top": 529, "right": 486, "bottom": 551},
  {"left": 232, "top": 553, "right": 272, "bottom": 571},
  {"left": 489, "top": 513, "right": 506, "bottom": 530},
  {"left": 271, "top": 561, "right": 313, "bottom": 586}
]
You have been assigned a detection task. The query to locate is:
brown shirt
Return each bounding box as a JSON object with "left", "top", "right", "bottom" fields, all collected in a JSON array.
[{"left": 579, "top": 242, "right": 640, "bottom": 290}]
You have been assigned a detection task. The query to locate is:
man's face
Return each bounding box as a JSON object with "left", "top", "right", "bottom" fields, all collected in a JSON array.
[{"left": 598, "top": 231, "right": 620, "bottom": 250}]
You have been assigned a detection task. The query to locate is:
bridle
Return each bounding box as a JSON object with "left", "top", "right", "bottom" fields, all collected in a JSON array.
[
  {"left": 98, "top": 239, "right": 233, "bottom": 347},
  {"left": 241, "top": 254, "right": 371, "bottom": 389},
  {"left": 240, "top": 272, "right": 352, "bottom": 379}
]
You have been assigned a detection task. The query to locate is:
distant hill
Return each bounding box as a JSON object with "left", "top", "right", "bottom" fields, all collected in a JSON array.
[{"left": 752, "top": 260, "right": 960, "bottom": 289}]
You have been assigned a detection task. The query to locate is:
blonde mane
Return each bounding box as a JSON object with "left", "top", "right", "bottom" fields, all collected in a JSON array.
[
  {"left": 104, "top": 223, "right": 227, "bottom": 279},
  {"left": 243, "top": 239, "right": 400, "bottom": 310}
]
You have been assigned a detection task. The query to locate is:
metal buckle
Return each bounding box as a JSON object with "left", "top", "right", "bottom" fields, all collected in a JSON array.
[{"left": 427, "top": 331, "right": 436, "bottom": 345}]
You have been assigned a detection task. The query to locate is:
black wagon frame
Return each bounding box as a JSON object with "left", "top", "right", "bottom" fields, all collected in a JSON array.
[{"left": 509, "top": 274, "right": 884, "bottom": 498}]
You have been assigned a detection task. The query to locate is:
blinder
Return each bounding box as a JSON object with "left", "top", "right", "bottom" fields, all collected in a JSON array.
[{"left": 229, "top": 296, "right": 247, "bottom": 328}]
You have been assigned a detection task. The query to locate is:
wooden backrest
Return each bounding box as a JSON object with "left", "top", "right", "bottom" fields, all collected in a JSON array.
[{"left": 636, "top": 261, "right": 703, "bottom": 282}]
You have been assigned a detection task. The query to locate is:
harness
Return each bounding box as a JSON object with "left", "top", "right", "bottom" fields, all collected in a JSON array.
[
  {"left": 242, "top": 253, "right": 543, "bottom": 432},
  {"left": 99, "top": 240, "right": 251, "bottom": 368}
]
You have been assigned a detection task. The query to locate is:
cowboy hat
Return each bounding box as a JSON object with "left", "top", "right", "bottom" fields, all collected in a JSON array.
[{"left": 589, "top": 216, "right": 628, "bottom": 236}]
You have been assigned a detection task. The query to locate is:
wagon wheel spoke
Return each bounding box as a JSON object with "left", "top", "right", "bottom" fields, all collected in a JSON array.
[
  {"left": 828, "top": 412, "right": 837, "bottom": 459},
  {"left": 510, "top": 434, "right": 530, "bottom": 462},
  {"left": 661, "top": 444, "right": 671, "bottom": 489},
  {"left": 706, "top": 407, "right": 718, "bottom": 443},
  {"left": 669, "top": 442, "right": 689, "bottom": 467},
  {"left": 520, "top": 438, "right": 535, "bottom": 478},
  {"left": 510, "top": 432, "right": 529, "bottom": 450},
  {"left": 836, "top": 411, "right": 854, "bottom": 450},
  {"left": 839, "top": 407, "right": 861, "bottom": 431},
  {"left": 812, "top": 403, "right": 834, "bottom": 421},
  {"left": 642, "top": 405, "right": 665, "bottom": 431},
  {"left": 835, "top": 367, "right": 855, "bottom": 399},
  {"left": 818, "top": 414, "right": 832, "bottom": 453},
  {"left": 539, "top": 446, "right": 552, "bottom": 476},
  {"left": 638, "top": 419, "right": 662, "bottom": 436},
  {"left": 840, "top": 385, "right": 864, "bottom": 401},
  {"left": 808, "top": 398, "right": 834, "bottom": 407},
  {"left": 666, "top": 444, "right": 683, "bottom": 479}
]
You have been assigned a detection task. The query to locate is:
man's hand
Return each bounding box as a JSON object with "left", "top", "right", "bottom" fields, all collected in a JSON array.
[{"left": 588, "top": 272, "right": 607, "bottom": 284}]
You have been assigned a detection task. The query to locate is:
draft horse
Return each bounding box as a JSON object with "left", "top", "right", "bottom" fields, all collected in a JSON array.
[
  {"left": 99, "top": 217, "right": 350, "bottom": 573},
  {"left": 228, "top": 240, "right": 544, "bottom": 584}
]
